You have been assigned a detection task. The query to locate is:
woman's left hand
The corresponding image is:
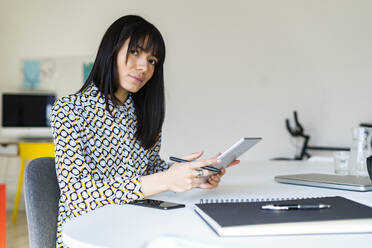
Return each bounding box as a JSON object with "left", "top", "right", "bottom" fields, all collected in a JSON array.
[{"left": 198, "top": 154, "right": 240, "bottom": 189}]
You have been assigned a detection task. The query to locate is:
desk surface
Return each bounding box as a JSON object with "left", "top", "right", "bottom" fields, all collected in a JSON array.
[{"left": 62, "top": 161, "right": 372, "bottom": 248}]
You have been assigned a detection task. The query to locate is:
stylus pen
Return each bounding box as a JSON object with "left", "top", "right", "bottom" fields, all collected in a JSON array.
[
  {"left": 169, "top": 156, "right": 221, "bottom": 173},
  {"left": 260, "top": 204, "right": 331, "bottom": 210}
]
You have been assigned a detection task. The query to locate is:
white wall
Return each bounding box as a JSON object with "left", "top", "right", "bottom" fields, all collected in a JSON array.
[{"left": 1, "top": 0, "right": 372, "bottom": 161}]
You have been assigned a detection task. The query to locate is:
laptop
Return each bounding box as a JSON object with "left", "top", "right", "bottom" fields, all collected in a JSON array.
[{"left": 275, "top": 173, "right": 372, "bottom": 192}]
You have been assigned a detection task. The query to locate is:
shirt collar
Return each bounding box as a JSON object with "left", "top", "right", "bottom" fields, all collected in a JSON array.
[{"left": 87, "top": 83, "right": 134, "bottom": 114}]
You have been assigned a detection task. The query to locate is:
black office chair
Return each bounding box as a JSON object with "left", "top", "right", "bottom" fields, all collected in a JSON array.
[{"left": 24, "top": 157, "right": 60, "bottom": 248}]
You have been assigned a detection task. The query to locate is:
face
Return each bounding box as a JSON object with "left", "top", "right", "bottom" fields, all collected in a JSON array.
[{"left": 115, "top": 38, "right": 158, "bottom": 101}]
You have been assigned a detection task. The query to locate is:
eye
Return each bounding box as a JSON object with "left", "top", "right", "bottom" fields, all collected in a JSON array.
[
  {"left": 130, "top": 49, "right": 138, "bottom": 55},
  {"left": 148, "top": 58, "right": 158, "bottom": 66}
]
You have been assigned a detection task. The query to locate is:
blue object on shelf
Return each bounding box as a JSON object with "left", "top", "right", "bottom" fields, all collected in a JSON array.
[
  {"left": 23, "top": 60, "right": 41, "bottom": 89},
  {"left": 83, "top": 62, "right": 94, "bottom": 84}
]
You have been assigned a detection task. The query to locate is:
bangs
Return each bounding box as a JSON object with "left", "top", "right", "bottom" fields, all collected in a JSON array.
[{"left": 126, "top": 23, "right": 166, "bottom": 64}]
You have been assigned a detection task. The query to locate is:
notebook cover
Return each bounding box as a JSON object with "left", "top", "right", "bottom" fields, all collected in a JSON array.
[{"left": 194, "top": 196, "right": 372, "bottom": 236}]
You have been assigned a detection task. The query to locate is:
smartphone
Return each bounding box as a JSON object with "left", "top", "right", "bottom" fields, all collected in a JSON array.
[
  {"left": 130, "top": 199, "right": 185, "bottom": 210},
  {"left": 215, "top": 137, "right": 262, "bottom": 169}
]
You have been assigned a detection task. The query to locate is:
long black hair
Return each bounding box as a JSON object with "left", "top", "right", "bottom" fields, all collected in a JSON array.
[{"left": 79, "top": 15, "right": 166, "bottom": 149}]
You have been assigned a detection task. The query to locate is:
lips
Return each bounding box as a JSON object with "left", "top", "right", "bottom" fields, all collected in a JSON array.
[{"left": 129, "top": 74, "right": 143, "bottom": 83}]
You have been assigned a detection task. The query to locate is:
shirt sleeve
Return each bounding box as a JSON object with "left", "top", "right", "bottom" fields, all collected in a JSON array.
[
  {"left": 51, "top": 98, "right": 144, "bottom": 216},
  {"left": 145, "top": 133, "right": 170, "bottom": 175}
]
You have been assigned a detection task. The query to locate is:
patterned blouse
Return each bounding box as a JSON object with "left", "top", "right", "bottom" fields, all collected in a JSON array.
[{"left": 50, "top": 83, "right": 169, "bottom": 248}]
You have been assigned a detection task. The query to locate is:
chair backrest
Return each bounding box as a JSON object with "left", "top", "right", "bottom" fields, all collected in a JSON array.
[{"left": 24, "top": 157, "right": 60, "bottom": 248}]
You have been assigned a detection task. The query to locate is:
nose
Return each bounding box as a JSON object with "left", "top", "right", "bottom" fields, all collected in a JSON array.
[{"left": 137, "top": 57, "right": 149, "bottom": 72}]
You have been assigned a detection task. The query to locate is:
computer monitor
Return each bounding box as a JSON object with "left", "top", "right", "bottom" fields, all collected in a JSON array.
[{"left": 1, "top": 93, "right": 56, "bottom": 138}]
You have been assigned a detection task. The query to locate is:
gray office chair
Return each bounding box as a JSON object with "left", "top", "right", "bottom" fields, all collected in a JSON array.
[{"left": 24, "top": 157, "right": 60, "bottom": 248}]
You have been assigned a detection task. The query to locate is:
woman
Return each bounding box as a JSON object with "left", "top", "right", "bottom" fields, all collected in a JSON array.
[{"left": 51, "top": 15, "right": 238, "bottom": 247}]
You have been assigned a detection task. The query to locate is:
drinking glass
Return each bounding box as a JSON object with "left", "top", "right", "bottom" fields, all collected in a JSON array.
[
  {"left": 349, "top": 127, "right": 372, "bottom": 176},
  {"left": 333, "top": 151, "right": 349, "bottom": 175}
]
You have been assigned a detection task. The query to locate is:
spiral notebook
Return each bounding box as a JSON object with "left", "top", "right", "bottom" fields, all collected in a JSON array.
[{"left": 194, "top": 196, "right": 372, "bottom": 236}]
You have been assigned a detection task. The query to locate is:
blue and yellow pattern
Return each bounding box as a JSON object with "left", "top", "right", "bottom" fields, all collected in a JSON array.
[{"left": 50, "top": 83, "right": 168, "bottom": 247}]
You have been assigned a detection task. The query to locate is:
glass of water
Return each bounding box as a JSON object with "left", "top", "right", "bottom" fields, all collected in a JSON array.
[{"left": 333, "top": 151, "right": 350, "bottom": 175}]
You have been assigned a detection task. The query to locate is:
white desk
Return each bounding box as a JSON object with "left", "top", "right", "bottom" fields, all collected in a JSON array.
[{"left": 62, "top": 161, "right": 372, "bottom": 248}]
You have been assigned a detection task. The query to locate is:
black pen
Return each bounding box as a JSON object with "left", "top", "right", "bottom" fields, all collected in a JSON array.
[
  {"left": 260, "top": 204, "right": 331, "bottom": 210},
  {"left": 169, "top": 156, "right": 221, "bottom": 173}
]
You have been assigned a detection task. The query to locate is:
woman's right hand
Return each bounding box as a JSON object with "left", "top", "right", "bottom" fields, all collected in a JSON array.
[{"left": 163, "top": 151, "right": 220, "bottom": 192}]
